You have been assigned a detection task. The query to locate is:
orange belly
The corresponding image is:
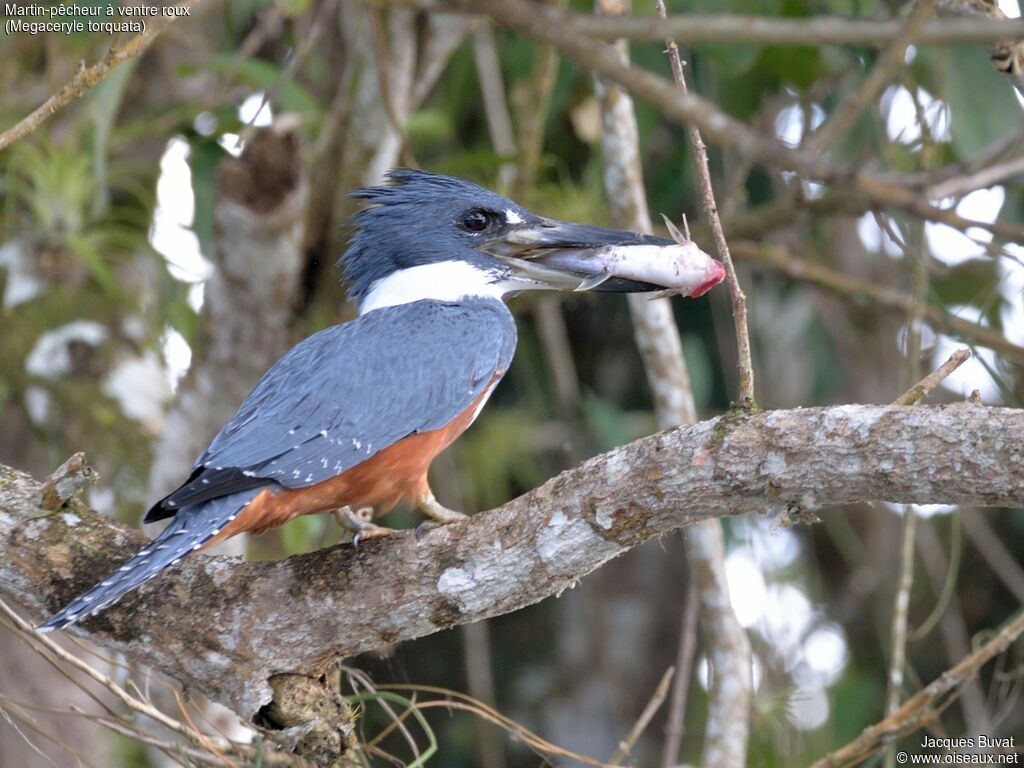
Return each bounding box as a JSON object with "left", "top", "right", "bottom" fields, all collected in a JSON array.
[{"left": 204, "top": 383, "right": 494, "bottom": 546}]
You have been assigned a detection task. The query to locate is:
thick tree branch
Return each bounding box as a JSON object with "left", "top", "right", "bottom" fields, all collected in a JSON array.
[{"left": 2, "top": 405, "right": 1023, "bottom": 732}]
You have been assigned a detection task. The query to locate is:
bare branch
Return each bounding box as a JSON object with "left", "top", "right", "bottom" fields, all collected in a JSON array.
[
  {"left": 408, "top": 2, "right": 1024, "bottom": 46},
  {"left": 608, "top": 666, "right": 674, "bottom": 765},
  {"left": 562, "top": 10, "right": 1024, "bottom": 47},
  {"left": 961, "top": 513, "right": 1024, "bottom": 604},
  {"left": 927, "top": 153, "right": 1024, "bottom": 199},
  {"left": 594, "top": 1, "right": 752, "bottom": 763},
  {"left": 729, "top": 240, "right": 1024, "bottom": 362},
  {"left": 809, "top": 607, "right": 1024, "bottom": 768},
  {"left": 660, "top": 578, "right": 698, "bottom": 768},
  {"left": 893, "top": 349, "right": 971, "bottom": 406},
  {"left": 805, "top": 1, "right": 935, "bottom": 154},
  {"left": 652, "top": 0, "right": 754, "bottom": 405},
  {"left": 0, "top": 0, "right": 204, "bottom": 153}
]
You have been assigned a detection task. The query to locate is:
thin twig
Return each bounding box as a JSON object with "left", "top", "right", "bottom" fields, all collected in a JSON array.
[
  {"left": 961, "top": 514, "right": 1024, "bottom": 603},
  {"left": 660, "top": 577, "right": 698, "bottom": 768},
  {"left": 236, "top": 0, "right": 335, "bottom": 146},
  {"left": 885, "top": 214, "right": 940, "bottom": 767},
  {"left": 377, "top": 683, "right": 626, "bottom": 768},
  {"left": 884, "top": 505, "right": 917, "bottom": 768},
  {"left": 471, "top": 21, "right": 518, "bottom": 189},
  {"left": 173, "top": 690, "right": 241, "bottom": 768},
  {"left": 0, "top": 0, "right": 204, "bottom": 153},
  {"left": 893, "top": 349, "right": 972, "bottom": 406},
  {"left": 653, "top": 0, "right": 755, "bottom": 406},
  {"left": 882, "top": 121, "right": 1024, "bottom": 190},
  {"left": 730, "top": 240, "right": 1024, "bottom": 362},
  {"left": 512, "top": 0, "right": 563, "bottom": 199},
  {"left": 805, "top": 1, "right": 936, "bottom": 154},
  {"left": 927, "top": 153, "right": 1024, "bottom": 199},
  {"left": 0, "top": 597, "right": 197, "bottom": 740},
  {"left": 909, "top": 517, "right": 962, "bottom": 643},
  {"left": 608, "top": 666, "right": 675, "bottom": 766},
  {"left": 561, "top": 10, "right": 1024, "bottom": 46},
  {"left": 916, "top": 519, "right": 989, "bottom": 734},
  {"left": 593, "top": 6, "right": 752, "bottom": 767},
  {"left": 0, "top": 598, "right": 295, "bottom": 766},
  {"left": 366, "top": 4, "right": 418, "bottom": 169},
  {"left": 346, "top": 667, "right": 422, "bottom": 760},
  {"left": 809, "top": 608, "right": 1024, "bottom": 768}
]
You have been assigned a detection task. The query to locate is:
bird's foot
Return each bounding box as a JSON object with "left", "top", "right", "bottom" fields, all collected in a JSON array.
[
  {"left": 332, "top": 506, "right": 395, "bottom": 547},
  {"left": 414, "top": 491, "right": 467, "bottom": 539},
  {"left": 415, "top": 490, "right": 467, "bottom": 525}
]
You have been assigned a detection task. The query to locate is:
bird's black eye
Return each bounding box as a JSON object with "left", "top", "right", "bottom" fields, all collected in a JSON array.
[{"left": 461, "top": 209, "right": 492, "bottom": 233}]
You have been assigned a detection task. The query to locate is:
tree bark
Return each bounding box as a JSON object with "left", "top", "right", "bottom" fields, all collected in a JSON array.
[{"left": 2, "top": 404, "right": 1022, "bottom": 733}]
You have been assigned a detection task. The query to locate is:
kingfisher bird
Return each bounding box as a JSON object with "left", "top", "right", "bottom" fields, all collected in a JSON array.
[{"left": 39, "top": 169, "right": 724, "bottom": 632}]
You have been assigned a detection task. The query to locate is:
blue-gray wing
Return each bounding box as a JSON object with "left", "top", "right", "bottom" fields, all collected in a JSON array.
[{"left": 146, "top": 299, "right": 516, "bottom": 521}]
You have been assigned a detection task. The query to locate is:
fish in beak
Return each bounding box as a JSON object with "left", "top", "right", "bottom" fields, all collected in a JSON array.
[{"left": 484, "top": 217, "right": 726, "bottom": 298}]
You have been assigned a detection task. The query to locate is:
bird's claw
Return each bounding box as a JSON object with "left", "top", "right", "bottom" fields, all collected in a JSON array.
[
  {"left": 333, "top": 507, "right": 394, "bottom": 546},
  {"left": 352, "top": 524, "right": 395, "bottom": 547},
  {"left": 414, "top": 520, "right": 441, "bottom": 540}
]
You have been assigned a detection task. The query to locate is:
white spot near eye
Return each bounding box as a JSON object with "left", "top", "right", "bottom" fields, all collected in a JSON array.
[{"left": 505, "top": 209, "right": 523, "bottom": 225}]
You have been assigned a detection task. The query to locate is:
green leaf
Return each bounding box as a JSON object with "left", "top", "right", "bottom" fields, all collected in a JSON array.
[
  {"left": 280, "top": 514, "right": 323, "bottom": 554},
  {"left": 943, "top": 45, "right": 1023, "bottom": 158},
  {"left": 89, "top": 60, "right": 138, "bottom": 218},
  {"left": 275, "top": 0, "right": 311, "bottom": 17},
  {"left": 757, "top": 45, "right": 822, "bottom": 90},
  {"left": 184, "top": 136, "right": 226, "bottom": 261},
  {"left": 67, "top": 233, "right": 122, "bottom": 298},
  {"left": 165, "top": 299, "right": 199, "bottom": 345},
  {"left": 407, "top": 109, "right": 454, "bottom": 144}
]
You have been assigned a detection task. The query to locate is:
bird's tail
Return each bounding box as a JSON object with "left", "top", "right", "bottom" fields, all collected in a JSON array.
[{"left": 37, "top": 488, "right": 263, "bottom": 632}]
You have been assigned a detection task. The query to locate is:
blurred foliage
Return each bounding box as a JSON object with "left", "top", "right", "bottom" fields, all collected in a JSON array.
[{"left": 1, "top": 0, "right": 1023, "bottom": 766}]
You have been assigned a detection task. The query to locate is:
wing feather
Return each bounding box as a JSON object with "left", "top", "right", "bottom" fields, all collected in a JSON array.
[{"left": 146, "top": 300, "right": 515, "bottom": 522}]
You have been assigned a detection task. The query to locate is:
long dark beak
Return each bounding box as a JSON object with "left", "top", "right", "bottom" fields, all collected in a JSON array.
[{"left": 485, "top": 218, "right": 675, "bottom": 292}]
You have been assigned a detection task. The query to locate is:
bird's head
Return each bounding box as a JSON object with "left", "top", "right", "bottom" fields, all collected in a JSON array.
[{"left": 342, "top": 169, "right": 723, "bottom": 314}]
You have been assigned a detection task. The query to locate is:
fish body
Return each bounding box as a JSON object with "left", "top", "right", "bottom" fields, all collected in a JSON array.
[{"left": 535, "top": 240, "right": 725, "bottom": 298}]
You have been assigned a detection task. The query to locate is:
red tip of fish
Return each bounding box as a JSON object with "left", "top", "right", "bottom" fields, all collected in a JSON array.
[{"left": 690, "top": 259, "right": 725, "bottom": 297}]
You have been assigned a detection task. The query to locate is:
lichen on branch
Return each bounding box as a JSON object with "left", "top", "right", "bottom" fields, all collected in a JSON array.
[{"left": 1, "top": 404, "right": 1022, "bottom": 728}]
